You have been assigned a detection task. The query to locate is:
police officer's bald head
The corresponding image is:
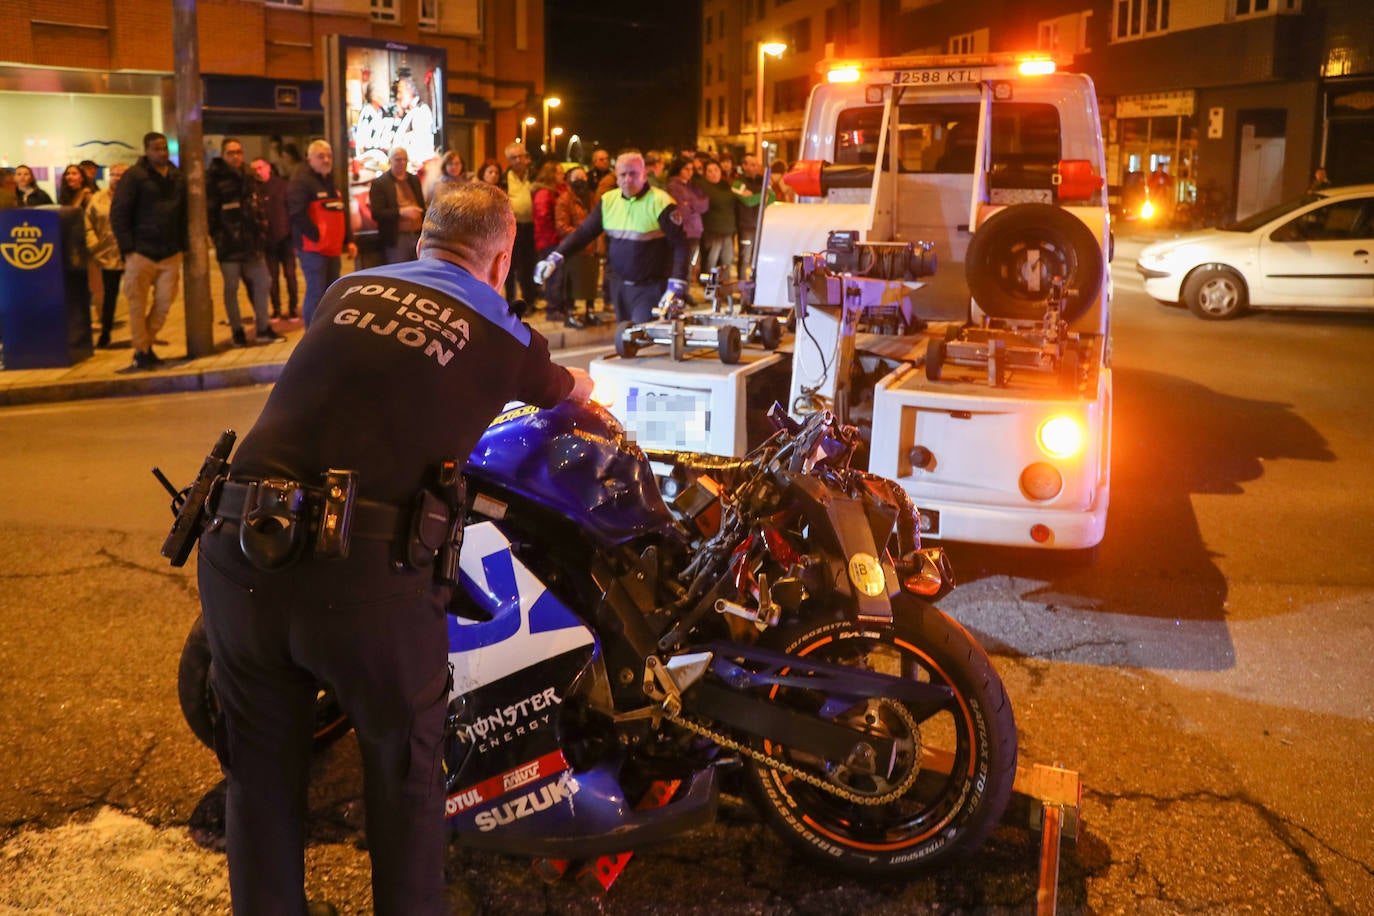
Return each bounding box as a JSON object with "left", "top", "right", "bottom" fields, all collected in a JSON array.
[{"left": 419, "top": 182, "right": 516, "bottom": 292}]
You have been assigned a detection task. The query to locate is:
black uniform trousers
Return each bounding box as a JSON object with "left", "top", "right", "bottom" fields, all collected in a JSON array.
[
  {"left": 198, "top": 524, "right": 451, "bottom": 916},
  {"left": 609, "top": 275, "right": 666, "bottom": 324}
]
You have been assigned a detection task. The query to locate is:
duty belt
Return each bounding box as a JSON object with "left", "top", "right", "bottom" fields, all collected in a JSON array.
[{"left": 213, "top": 479, "right": 405, "bottom": 542}]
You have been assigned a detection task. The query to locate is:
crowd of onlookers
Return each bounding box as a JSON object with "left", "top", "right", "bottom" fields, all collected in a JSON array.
[
  {"left": 0, "top": 138, "right": 796, "bottom": 359},
  {"left": 426, "top": 144, "right": 792, "bottom": 328}
]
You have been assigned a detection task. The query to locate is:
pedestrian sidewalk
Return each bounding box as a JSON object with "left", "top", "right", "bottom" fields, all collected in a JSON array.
[{"left": 0, "top": 271, "right": 618, "bottom": 408}]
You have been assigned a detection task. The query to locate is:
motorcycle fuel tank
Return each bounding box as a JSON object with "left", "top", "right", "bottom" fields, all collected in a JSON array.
[{"left": 468, "top": 400, "right": 675, "bottom": 544}]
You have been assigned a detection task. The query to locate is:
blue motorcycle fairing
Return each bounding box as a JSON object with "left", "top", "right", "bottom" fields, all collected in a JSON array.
[
  {"left": 443, "top": 519, "right": 720, "bottom": 854},
  {"left": 468, "top": 400, "right": 675, "bottom": 545}
]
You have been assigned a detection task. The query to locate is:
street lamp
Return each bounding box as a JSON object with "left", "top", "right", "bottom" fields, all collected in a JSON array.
[
  {"left": 542, "top": 96, "right": 561, "bottom": 154},
  {"left": 551, "top": 127, "right": 564, "bottom": 158},
  {"left": 521, "top": 115, "right": 536, "bottom": 147},
  {"left": 756, "top": 41, "right": 786, "bottom": 162}
]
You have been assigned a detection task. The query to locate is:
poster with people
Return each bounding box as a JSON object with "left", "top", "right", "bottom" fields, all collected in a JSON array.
[{"left": 335, "top": 37, "right": 445, "bottom": 235}]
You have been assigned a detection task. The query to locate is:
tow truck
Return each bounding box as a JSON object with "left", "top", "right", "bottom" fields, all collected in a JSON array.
[{"left": 591, "top": 52, "right": 1113, "bottom": 551}]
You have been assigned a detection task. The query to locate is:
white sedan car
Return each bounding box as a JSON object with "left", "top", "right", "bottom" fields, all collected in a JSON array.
[{"left": 1136, "top": 184, "right": 1374, "bottom": 319}]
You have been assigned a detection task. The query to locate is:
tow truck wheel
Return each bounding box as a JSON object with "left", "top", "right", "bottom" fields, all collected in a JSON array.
[
  {"left": 925, "top": 338, "right": 946, "bottom": 381},
  {"left": 614, "top": 322, "right": 640, "bottom": 358},
  {"left": 965, "top": 203, "right": 1103, "bottom": 323},
  {"left": 757, "top": 316, "right": 782, "bottom": 350},
  {"left": 717, "top": 325, "right": 742, "bottom": 365}
]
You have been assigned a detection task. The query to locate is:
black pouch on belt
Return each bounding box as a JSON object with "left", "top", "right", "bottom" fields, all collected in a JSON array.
[
  {"left": 238, "top": 479, "right": 308, "bottom": 571},
  {"left": 406, "top": 489, "right": 451, "bottom": 570}
]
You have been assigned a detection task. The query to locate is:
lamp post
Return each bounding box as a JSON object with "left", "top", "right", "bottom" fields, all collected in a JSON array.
[
  {"left": 551, "top": 126, "right": 564, "bottom": 158},
  {"left": 521, "top": 115, "right": 536, "bottom": 147},
  {"left": 756, "top": 41, "right": 786, "bottom": 162},
  {"left": 542, "top": 96, "right": 561, "bottom": 153}
]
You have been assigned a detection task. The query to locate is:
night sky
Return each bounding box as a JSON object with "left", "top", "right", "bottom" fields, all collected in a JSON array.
[{"left": 545, "top": 0, "right": 702, "bottom": 158}]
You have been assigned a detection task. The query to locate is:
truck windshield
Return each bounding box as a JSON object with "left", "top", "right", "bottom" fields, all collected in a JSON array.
[{"left": 834, "top": 102, "right": 1060, "bottom": 175}]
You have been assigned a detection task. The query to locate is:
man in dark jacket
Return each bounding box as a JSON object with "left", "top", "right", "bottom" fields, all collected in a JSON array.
[
  {"left": 208, "top": 138, "right": 283, "bottom": 346},
  {"left": 111, "top": 131, "right": 187, "bottom": 369},
  {"left": 369, "top": 147, "right": 426, "bottom": 264},
  {"left": 252, "top": 156, "right": 298, "bottom": 319},
  {"left": 288, "top": 139, "right": 356, "bottom": 326},
  {"left": 198, "top": 181, "right": 592, "bottom": 914}
]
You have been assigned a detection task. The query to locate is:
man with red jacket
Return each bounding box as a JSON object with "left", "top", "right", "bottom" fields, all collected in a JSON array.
[{"left": 289, "top": 139, "right": 357, "bottom": 326}]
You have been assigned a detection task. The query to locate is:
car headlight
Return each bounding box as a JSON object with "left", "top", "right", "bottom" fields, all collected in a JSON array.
[{"left": 1137, "top": 248, "right": 1175, "bottom": 270}]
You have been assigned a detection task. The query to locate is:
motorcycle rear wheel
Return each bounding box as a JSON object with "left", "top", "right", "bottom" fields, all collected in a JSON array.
[
  {"left": 744, "top": 597, "right": 1017, "bottom": 875},
  {"left": 177, "top": 615, "right": 352, "bottom": 753}
]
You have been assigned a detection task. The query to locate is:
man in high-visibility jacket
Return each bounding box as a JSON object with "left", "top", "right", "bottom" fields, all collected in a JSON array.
[{"left": 534, "top": 150, "right": 689, "bottom": 324}]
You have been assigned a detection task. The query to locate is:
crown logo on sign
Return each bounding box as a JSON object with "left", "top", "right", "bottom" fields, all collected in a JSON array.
[{"left": 10, "top": 222, "right": 42, "bottom": 241}]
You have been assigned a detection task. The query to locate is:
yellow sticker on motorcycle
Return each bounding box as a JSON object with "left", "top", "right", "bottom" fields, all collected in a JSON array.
[{"left": 847, "top": 553, "right": 885, "bottom": 597}]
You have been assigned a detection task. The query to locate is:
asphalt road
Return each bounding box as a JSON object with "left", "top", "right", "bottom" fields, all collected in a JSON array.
[{"left": 1, "top": 246, "right": 1372, "bottom": 914}]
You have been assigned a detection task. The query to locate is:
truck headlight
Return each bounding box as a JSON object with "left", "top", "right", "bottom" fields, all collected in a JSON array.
[{"left": 1037, "top": 415, "right": 1084, "bottom": 460}]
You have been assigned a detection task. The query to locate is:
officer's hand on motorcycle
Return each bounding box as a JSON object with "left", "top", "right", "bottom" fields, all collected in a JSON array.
[
  {"left": 566, "top": 367, "right": 595, "bottom": 402},
  {"left": 533, "top": 252, "right": 563, "bottom": 286},
  {"left": 657, "top": 278, "right": 688, "bottom": 318}
]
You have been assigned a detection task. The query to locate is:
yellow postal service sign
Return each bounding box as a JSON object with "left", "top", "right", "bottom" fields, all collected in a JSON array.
[{"left": 1, "top": 222, "right": 53, "bottom": 270}]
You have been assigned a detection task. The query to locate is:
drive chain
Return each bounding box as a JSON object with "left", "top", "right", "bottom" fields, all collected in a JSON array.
[{"left": 667, "top": 699, "right": 922, "bottom": 806}]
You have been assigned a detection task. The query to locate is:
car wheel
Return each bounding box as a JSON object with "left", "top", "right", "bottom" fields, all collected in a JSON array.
[{"left": 1183, "top": 266, "right": 1248, "bottom": 320}]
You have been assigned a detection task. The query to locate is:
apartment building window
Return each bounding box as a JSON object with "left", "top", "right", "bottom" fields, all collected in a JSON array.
[
  {"left": 1038, "top": 10, "right": 1092, "bottom": 56},
  {"left": 774, "top": 75, "right": 809, "bottom": 114},
  {"left": 948, "top": 29, "right": 988, "bottom": 55},
  {"left": 718, "top": 95, "right": 726, "bottom": 128},
  {"left": 705, "top": 96, "right": 712, "bottom": 126},
  {"left": 705, "top": 59, "right": 713, "bottom": 85},
  {"left": 1113, "top": 0, "right": 1169, "bottom": 40},
  {"left": 1234, "top": 0, "right": 1300, "bottom": 14},
  {"left": 744, "top": 91, "right": 754, "bottom": 125},
  {"left": 371, "top": 0, "right": 399, "bottom": 23},
  {"left": 267, "top": 0, "right": 306, "bottom": 7},
  {"left": 416, "top": 0, "right": 482, "bottom": 35},
  {"left": 825, "top": 8, "right": 836, "bottom": 43},
  {"left": 782, "top": 18, "right": 812, "bottom": 54},
  {"left": 706, "top": 15, "right": 713, "bottom": 44}
]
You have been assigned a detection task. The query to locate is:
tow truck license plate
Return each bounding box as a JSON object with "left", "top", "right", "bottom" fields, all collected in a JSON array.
[{"left": 892, "top": 68, "right": 986, "bottom": 86}]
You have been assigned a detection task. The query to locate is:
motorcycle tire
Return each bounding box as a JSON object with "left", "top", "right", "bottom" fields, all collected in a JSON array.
[
  {"left": 177, "top": 615, "right": 352, "bottom": 754},
  {"left": 743, "top": 596, "right": 1017, "bottom": 876}
]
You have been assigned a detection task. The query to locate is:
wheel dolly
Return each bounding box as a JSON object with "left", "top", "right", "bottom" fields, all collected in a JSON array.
[
  {"left": 613, "top": 267, "right": 786, "bottom": 365},
  {"left": 923, "top": 278, "right": 1089, "bottom": 392}
]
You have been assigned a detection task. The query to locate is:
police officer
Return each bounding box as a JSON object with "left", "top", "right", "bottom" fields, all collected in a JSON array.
[
  {"left": 534, "top": 149, "right": 689, "bottom": 324},
  {"left": 197, "top": 181, "right": 592, "bottom": 915}
]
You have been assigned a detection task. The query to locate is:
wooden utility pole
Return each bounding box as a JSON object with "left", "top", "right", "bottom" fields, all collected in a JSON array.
[{"left": 173, "top": 0, "right": 213, "bottom": 357}]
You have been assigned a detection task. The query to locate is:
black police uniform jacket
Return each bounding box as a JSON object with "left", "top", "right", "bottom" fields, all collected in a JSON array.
[{"left": 230, "top": 257, "right": 574, "bottom": 505}]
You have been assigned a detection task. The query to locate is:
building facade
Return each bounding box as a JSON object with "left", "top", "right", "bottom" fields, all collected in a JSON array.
[
  {"left": 701, "top": 0, "right": 1373, "bottom": 221},
  {"left": 698, "top": 0, "right": 885, "bottom": 167},
  {"left": 2, "top": 0, "right": 545, "bottom": 189}
]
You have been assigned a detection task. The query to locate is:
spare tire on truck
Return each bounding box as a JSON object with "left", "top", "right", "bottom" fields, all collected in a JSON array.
[{"left": 965, "top": 204, "right": 1103, "bottom": 324}]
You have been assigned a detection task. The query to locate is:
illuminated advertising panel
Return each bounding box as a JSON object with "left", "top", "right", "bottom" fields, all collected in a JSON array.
[{"left": 326, "top": 36, "right": 446, "bottom": 238}]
